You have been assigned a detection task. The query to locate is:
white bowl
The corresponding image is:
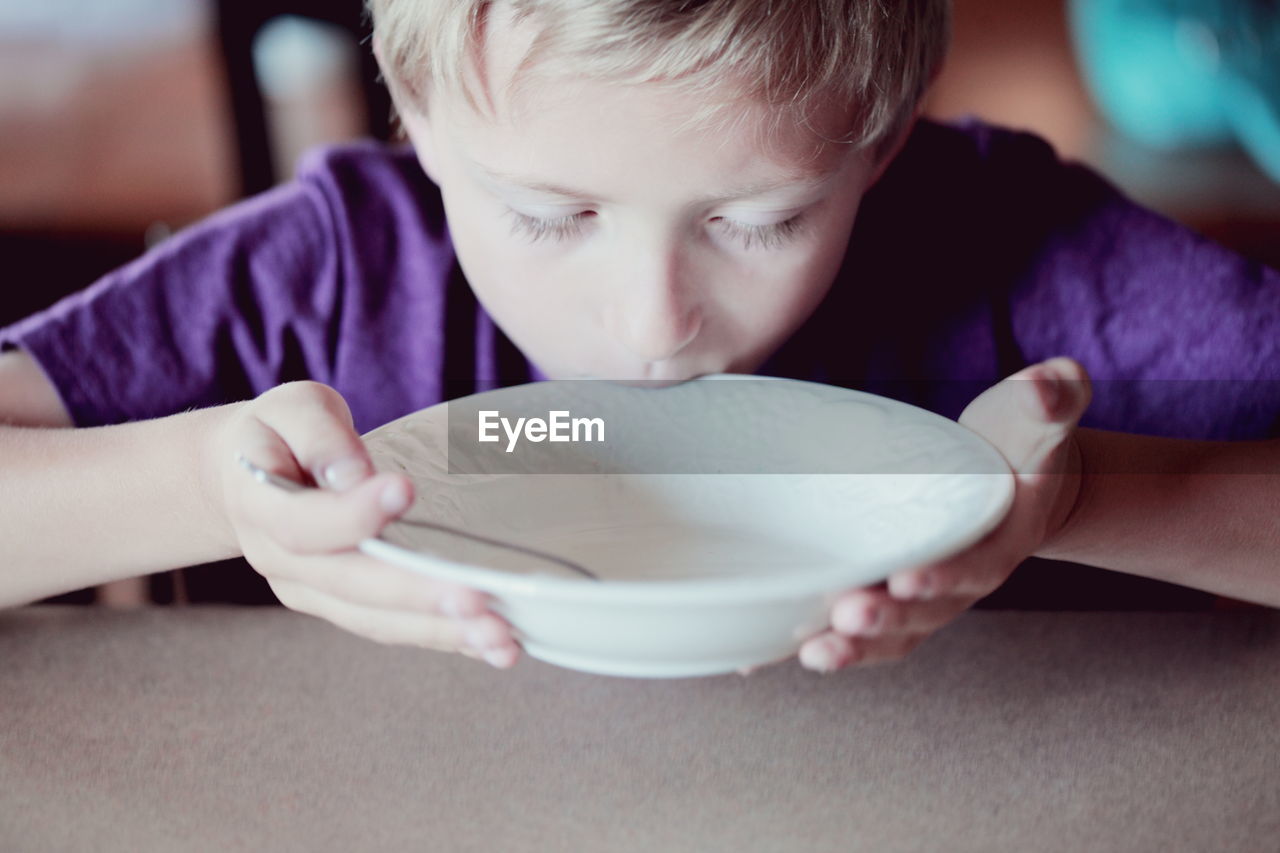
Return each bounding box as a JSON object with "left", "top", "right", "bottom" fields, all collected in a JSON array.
[{"left": 359, "top": 375, "right": 1013, "bottom": 678}]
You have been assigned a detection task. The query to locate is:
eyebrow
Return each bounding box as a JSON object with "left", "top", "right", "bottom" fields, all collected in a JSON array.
[{"left": 475, "top": 163, "right": 840, "bottom": 204}]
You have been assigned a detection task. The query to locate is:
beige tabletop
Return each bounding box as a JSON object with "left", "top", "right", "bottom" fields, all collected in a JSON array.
[{"left": 2, "top": 606, "right": 1278, "bottom": 852}]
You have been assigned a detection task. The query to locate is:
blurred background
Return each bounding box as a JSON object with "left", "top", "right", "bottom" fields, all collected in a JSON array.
[{"left": 1, "top": 0, "right": 1277, "bottom": 607}]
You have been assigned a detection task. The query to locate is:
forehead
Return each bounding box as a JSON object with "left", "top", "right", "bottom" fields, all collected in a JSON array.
[{"left": 430, "top": 3, "right": 858, "bottom": 186}]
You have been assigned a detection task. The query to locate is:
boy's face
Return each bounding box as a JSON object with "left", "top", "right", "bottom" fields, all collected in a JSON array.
[{"left": 398, "top": 26, "right": 885, "bottom": 382}]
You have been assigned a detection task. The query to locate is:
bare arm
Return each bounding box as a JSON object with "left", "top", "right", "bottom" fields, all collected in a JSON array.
[
  {"left": 1038, "top": 428, "right": 1280, "bottom": 607},
  {"left": 0, "top": 351, "right": 518, "bottom": 663},
  {"left": 803, "top": 361, "right": 1279, "bottom": 673},
  {"left": 0, "top": 348, "right": 73, "bottom": 428},
  {"left": 0, "top": 350, "right": 241, "bottom": 607}
]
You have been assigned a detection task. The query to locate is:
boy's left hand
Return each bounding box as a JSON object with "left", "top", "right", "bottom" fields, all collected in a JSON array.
[{"left": 797, "top": 357, "right": 1092, "bottom": 673}]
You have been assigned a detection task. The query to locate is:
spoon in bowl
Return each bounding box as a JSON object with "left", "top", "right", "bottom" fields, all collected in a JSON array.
[{"left": 236, "top": 454, "right": 600, "bottom": 581}]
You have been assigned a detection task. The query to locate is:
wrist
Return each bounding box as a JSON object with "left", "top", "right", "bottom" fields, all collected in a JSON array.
[
  {"left": 194, "top": 401, "right": 249, "bottom": 562},
  {"left": 1032, "top": 428, "right": 1087, "bottom": 562}
]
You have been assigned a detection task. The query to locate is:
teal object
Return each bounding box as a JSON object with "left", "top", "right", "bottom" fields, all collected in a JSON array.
[{"left": 1070, "top": 0, "right": 1280, "bottom": 182}]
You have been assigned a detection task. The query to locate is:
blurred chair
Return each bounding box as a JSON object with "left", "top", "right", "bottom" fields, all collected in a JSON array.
[{"left": 214, "top": 0, "right": 392, "bottom": 197}]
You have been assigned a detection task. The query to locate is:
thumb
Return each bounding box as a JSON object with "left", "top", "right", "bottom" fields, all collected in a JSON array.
[
  {"left": 245, "top": 381, "right": 375, "bottom": 490},
  {"left": 959, "top": 357, "right": 1092, "bottom": 476}
]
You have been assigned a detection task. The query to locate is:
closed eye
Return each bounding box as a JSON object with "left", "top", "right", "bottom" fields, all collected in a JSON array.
[
  {"left": 505, "top": 209, "right": 594, "bottom": 243},
  {"left": 504, "top": 208, "right": 808, "bottom": 250},
  {"left": 713, "top": 214, "right": 808, "bottom": 251}
]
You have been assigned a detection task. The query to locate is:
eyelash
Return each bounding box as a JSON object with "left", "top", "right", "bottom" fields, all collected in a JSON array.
[
  {"left": 718, "top": 215, "right": 808, "bottom": 251},
  {"left": 505, "top": 209, "right": 593, "bottom": 244},
  {"left": 504, "top": 209, "right": 808, "bottom": 251}
]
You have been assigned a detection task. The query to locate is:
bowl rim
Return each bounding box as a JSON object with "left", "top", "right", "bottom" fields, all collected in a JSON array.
[{"left": 359, "top": 375, "right": 1015, "bottom": 605}]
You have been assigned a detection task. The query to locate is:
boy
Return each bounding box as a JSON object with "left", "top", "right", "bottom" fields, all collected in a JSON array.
[{"left": 1, "top": 0, "right": 1277, "bottom": 672}]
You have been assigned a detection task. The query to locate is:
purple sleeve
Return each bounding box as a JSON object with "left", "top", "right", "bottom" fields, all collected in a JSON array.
[
  {"left": 991, "top": 129, "right": 1280, "bottom": 440},
  {"left": 0, "top": 180, "right": 340, "bottom": 426}
]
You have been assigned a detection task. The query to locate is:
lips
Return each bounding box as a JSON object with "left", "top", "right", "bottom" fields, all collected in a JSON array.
[
  {"left": 605, "top": 376, "right": 694, "bottom": 388},
  {"left": 546, "top": 357, "right": 721, "bottom": 384}
]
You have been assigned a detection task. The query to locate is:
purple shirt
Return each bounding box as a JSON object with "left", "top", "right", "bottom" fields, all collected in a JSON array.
[
  {"left": 4, "top": 118, "right": 1278, "bottom": 441},
  {"left": 6, "top": 117, "right": 1277, "bottom": 609}
]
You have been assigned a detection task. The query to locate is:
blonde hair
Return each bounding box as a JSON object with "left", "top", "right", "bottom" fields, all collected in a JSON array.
[{"left": 368, "top": 0, "right": 950, "bottom": 155}]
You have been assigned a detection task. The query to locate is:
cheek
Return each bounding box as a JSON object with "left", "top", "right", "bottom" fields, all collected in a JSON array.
[
  {"left": 761, "top": 212, "right": 860, "bottom": 320},
  {"left": 441, "top": 192, "right": 542, "bottom": 302},
  {"left": 442, "top": 197, "right": 595, "bottom": 346},
  {"left": 715, "top": 193, "right": 860, "bottom": 327},
  {"left": 722, "top": 248, "right": 842, "bottom": 332}
]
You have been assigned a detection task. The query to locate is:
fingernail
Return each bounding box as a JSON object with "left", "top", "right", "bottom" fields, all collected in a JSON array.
[
  {"left": 483, "top": 647, "right": 514, "bottom": 668},
  {"left": 380, "top": 478, "right": 411, "bottom": 514},
  {"left": 322, "top": 457, "right": 367, "bottom": 491},
  {"left": 1037, "top": 369, "right": 1061, "bottom": 416},
  {"left": 800, "top": 639, "right": 839, "bottom": 673},
  {"left": 888, "top": 573, "right": 915, "bottom": 599},
  {"left": 890, "top": 572, "right": 930, "bottom": 600},
  {"left": 799, "top": 643, "right": 828, "bottom": 671},
  {"left": 834, "top": 600, "right": 877, "bottom": 634}
]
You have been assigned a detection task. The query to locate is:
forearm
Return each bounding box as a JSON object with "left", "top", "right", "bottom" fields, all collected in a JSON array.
[
  {"left": 1037, "top": 428, "right": 1280, "bottom": 606},
  {"left": 0, "top": 405, "right": 244, "bottom": 607}
]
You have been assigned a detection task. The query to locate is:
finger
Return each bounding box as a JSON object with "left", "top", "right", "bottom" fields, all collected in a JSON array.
[
  {"left": 845, "top": 632, "right": 927, "bottom": 667},
  {"left": 479, "top": 645, "right": 521, "bottom": 669},
  {"left": 800, "top": 630, "right": 927, "bottom": 671},
  {"left": 274, "top": 577, "right": 467, "bottom": 647},
  {"left": 830, "top": 588, "right": 973, "bottom": 636},
  {"left": 959, "top": 357, "right": 1091, "bottom": 475},
  {"left": 884, "top": 537, "right": 1022, "bottom": 601},
  {"left": 272, "top": 580, "right": 519, "bottom": 666},
  {"left": 246, "top": 541, "right": 488, "bottom": 617},
  {"left": 1034, "top": 357, "right": 1092, "bottom": 424},
  {"left": 236, "top": 466, "right": 414, "bottom": 555},
  {"left": 798, "top": 632, "right": 855, "bottom": 673},
  {"left": 248, "top": 381, "right": 375, "bottom": 490},
  {"left": 1009, "top": 357, "right": 1092, "bottom": 425}
]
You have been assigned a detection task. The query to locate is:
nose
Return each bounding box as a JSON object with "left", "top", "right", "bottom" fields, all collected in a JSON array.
[{"left": 609, "top": 244, "right": 703, "bottom": 364}]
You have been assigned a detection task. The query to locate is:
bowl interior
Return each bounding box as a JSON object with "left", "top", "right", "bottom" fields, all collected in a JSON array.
[{"left": 362, "top": 376, "right": 1014, "bottom": 598}]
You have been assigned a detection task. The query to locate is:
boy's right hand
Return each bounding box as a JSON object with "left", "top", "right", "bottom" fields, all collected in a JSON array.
[{"left": 213, "top": 381, "right": 519, "bottom": 668}]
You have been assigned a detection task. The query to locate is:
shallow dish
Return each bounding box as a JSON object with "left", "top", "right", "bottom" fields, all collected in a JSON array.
[{"left": 359, "top": 375, "right": 1013, "bottom": 678}]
